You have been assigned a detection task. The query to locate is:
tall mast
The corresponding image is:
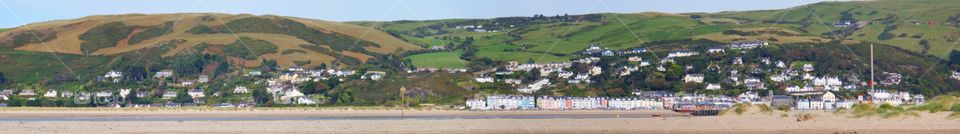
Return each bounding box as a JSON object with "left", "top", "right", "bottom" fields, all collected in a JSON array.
[{"left": 870, "top": 43, "right": 874, "bottom": 91}]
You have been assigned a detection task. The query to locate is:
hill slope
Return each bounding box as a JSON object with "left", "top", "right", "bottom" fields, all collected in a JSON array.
[{"left": 0, "top": 13, "right": 421, "bottom": 68}]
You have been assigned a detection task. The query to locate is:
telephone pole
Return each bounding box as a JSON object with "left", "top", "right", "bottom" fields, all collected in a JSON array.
[{"left": 400, "top": 87, "right": 406, "bottom": 118}]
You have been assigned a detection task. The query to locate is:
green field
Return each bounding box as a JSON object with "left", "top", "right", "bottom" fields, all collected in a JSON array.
[
  {"left": 474, "top": 44, "right": 568, "bottom": 63},
  {"left": 405, "top": 51, "right": 468, "bottom": 68}
]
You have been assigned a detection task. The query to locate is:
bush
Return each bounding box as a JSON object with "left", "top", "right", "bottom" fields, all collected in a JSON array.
[
  {"left": 79, "top": 22, "right": 135, "bottom": 53},
  {"left": 224, "top": 37, "right": 278, "bottom": 60},
  {"left": 128, "top": 21, "right": 174, "bottom": 45}
]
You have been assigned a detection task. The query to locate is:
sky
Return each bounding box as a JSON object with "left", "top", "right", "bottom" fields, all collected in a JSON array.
[{"left": 0, "top": 0, "right": 834, "bottom": 28}]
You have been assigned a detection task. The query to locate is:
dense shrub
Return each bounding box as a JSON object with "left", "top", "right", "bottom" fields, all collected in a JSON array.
[
  {"left": 224, "top": 37, "right": 278, "bottom": 60},
  {"left": 79, "top": 22, "right": 135, "bottom": 54}
]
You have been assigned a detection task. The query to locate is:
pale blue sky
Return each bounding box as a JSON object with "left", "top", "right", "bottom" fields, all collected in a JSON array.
[{"left": 0, "top": 0, "right": 832, "bottom": 28}]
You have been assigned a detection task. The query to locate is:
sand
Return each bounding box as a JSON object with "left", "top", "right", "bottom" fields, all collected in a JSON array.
[{"left": 0, "top": 109, "right": 958, "bottom": 134}]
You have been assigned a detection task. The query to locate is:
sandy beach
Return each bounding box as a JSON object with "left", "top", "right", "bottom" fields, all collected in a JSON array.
[{"left": 0, "top": 108, "right": 958, "bottom": 134}]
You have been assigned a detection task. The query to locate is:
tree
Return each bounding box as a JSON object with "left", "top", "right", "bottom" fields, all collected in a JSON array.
[
  {"left": 172, "top": 89, "right": 194, "bottom": 103},
  {"left": 0, "top": 71, "right": 6, "bottom": 84},
  {"left": 252, "top": 88, "right": 272, "bottom": 104},
  {"left": 299, "top": 81, "right": 329, "bottom": 95}
]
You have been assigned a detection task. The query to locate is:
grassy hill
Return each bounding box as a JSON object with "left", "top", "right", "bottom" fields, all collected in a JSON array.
[
  {"left": 0, "top": 13, "right": 421, "bottom": 68},
  {"left": 370, "top": 0, "right": 959, "bottom": 67},
  {"left": 712, "top": 0, "right": 960, "bottom": 58},
  {"left": 0, "top": 14, "right": 421, "bottom": 83}
]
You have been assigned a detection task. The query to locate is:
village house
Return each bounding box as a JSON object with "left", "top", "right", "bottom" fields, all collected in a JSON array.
[
  {"left": 234, "top": 86, "right": 249, "bottom": 94},
  {"left": 180, "top": 80, "right": 196, "bottom": 87},
  {"left": 536, "top": 96, "right": 566, "bottom": 110},
  {"left": 744, "top": 78, "right": 765, "bottom": 90},
  {"left": 618, "top": 66, "right": 639, "bottom": 76},
  {"left": 517, "top": 79, "right": 551, "bottom": 93},
  {"left": 60, "top": 92, "right": 74, "bottom": 98},
  {"left": 628, "top": 56, "right": 642, "bottom": 62},
  {"left": 705, "top": 83, "right": 722, "bottom": 90},
  {"left": 188, "top": 89, "right": 205, "bottom": 99},
  {"left": 803, "top": 64, "right": 814, "bottom": 72},
  {"left": 683, "top": 74, "right": 705, "bottom": 83},
  {"left": 503, "top": 79, "right": 523, "bottom": 85},
  {"left": 771, "top": 95, "right": 795, "bottom": 108},
  {"left": 135, "top": 91, "right": 151, "bottom": 98},
  {"left": 557, "top": 71, "right": 574, "bottom": 79},
  {"left": 155, "top": 70, "right": 174, "bottom": 78},
  {"left": 104, "top": 70, "right": 123, "bottom": 82},
  {"left": 732, "top": 57, "right": 743, "bottom": 65},
  {"left": 776, "top": 61, "right": 787, "bottom": 68},
  {"left": 728, "top": 40, "right": 767, "bottom": 50},
  {"left": 198, "top": 75, "right": 209, "bottom": 83},
  {"left": 582, "top": 44, "right": 603, "bottom": 55},
  {"left": 466, "top": 99, "right": 488, "bottom": 110},
  {"left": 19, "top": 89, "right": 36, "bottom": 97},
  {"left": 667, "top": 49, "right": 698, "bottom": 58},
  {"left": 95, "top": 91, "right": 111, "bottom": 98},
  {"left": 363, "top": 71, "right": 386, "bottom": 80},
  {"left": 601, "top": 50, "right": 615, "bottom": 56},
  {"left": 246, "top": 70, "right": 263, "bottom": 77},
  {"left": 952, "top": 71, "right": 960, "bottom": 81},
  {"left": 707, "top": 46, "right": 725, "bottom": 53},
  {"left": 288, "top": 66, "right": 305, "bottom": 72},
  {"left": 881, "top": 72, "right": 902, "bottom": 85},
  {"left": 618, "top": 48, "right": 647, "bottom": 55},
  {"left": 475, "top": 76, "right": 494, "bottom": 83},
  {"left": 43, "top": 90, "right": 58, "bottom": 98},
  {"left": 588, "top": 66, "right": 602, "bottom": 76},
  {"left": 162, "top": 91, "right": 177, "bottom": 100},
  {"left": 0, "top": 90, "right": 13, "bottom": 98},
  {"left": 486, "top": 95, "right": 535, "bottom": 110}
]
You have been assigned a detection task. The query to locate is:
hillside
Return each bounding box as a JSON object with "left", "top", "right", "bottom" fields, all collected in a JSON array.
[
  {"left": 0, "top": 13, "right": 421, "bottom": 68},
  {"left": 0, "top": 13, "right": 420, "bottom": 82},
  {"left": 712, "top": 0, "right": 960, "bottom": 58},
  {"left": 368, "top": 0, "right": 959, "bottom": 69}
]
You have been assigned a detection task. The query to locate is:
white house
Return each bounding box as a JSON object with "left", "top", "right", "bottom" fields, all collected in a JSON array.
[
  {"left": 104, "top": 70, "right": 123, "bottom": 78},
  {"left": 707, "top": 46, "right": 725, "bottom": 53},
  {"left": 188, "top": 89, "right": 205, "bottom": 99},
  {"left": 517, "top": 79, "right": 551, "bottom": 93},
  {"left": 557, "top": 71, "right": 574, "bottom": 79},
  {"left": 198, "top": 75, "right": 209, "bottom": 83},
  {"left": 43, "top": 90, "right": 58, "bottom": 98},
  {"left": 729, "top": 40, "right": 767, "bottom": 49},
  {"left": 162, "top": 91, "right": 177, "bottom": 100},
  {"left": 667, "top": 50, "right": 698, "bottom": 58},
  {"left": 234, "top": 86, "right": 249, "bottom": 94},
  {"left": 803, "top": 64, "right": 814, "bottom": 72},
  {"left": 155, "top": 70, "right": 174, "bottom": 78},
  {"left": 683, "top": 74, "right": 705, "bottom": 83},
  {"left": 589, "top": 66, "right": 602, "bottom": 76},
  {"left": 628, "top": 56, "right": 643, "bottom": 62},
  {"left": 466, "top": 99, "right": 488, "bottom": 110},
  {"left": 705, "top": 83, "right": 722, "bottom": 90},
  {"left": 475, "top": 76, "right": 494, "bottom": 83},
  {"left": 504, "top": 79, "right": 523, "bottom": 85}
]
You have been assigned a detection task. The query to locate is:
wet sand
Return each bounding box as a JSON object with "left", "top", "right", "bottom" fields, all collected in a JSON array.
[{"left": 0, "top": 109, "right": 958, "bottom": 134}]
